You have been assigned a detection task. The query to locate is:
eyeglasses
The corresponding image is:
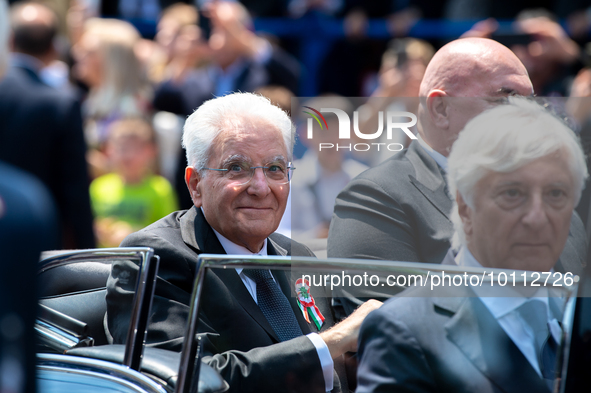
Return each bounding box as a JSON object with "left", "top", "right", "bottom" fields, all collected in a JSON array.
[{"left": 200, "top": 161, "right": 296, "bottom": 186}]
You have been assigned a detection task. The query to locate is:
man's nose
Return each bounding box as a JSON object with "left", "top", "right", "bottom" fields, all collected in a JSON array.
[
  {"left": 522, "top": 193, "right": 549, "bottom": 227},
  {"left": 246, "top": 167, "right": 271, "bottom": 196}
]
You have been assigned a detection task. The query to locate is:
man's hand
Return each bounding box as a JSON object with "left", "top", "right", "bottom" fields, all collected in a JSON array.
[
  {"left": 206, "top": 2, "right": 267, "bottom": 59},
  {"left": 320, "top": 299, "right": 382, "bottom": 359},
  {"left": 566, "top": 68, "right": 591, "bottom": 125},
  {"left": 460, "top": 18, "right": 498, "bottom": 39},
  {"left": 515, "top": 17, "right": 580, "bottom": 64}
]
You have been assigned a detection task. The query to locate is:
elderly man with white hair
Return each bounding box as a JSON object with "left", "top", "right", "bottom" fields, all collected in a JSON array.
[
  {"left": 327, "top": 37, "right": 587, "bottom": 319},
  {"left": 356, "top": 97, "right": 587, "bottom": 393},
  {"left": 106, "top": 92, "right": 380, "bottom": 393}
]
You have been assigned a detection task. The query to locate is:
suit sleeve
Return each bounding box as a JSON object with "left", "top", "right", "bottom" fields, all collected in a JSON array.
[
  {"left": 107, "top": 231, "right": 328, "bottom": 393},
  {"left": 55, "top": 97, "right": 95, "bottom": 248},
  {"left": 356, "top": 307, "right": 438, "bottom": 393},
  {"left": 202, "top": 335, "right": 324, "bottom": 393}
]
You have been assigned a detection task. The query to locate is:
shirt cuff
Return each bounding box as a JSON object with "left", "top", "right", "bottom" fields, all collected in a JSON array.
[{"left": 306, "top": 333, "right": 334, "bottom": 392}]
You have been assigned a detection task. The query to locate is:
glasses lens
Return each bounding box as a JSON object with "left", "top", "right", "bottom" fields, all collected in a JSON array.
[
  {"left": 224, "top": 162, "right": 251, "bottom": 183},
  {"left": 265, "top": 163, "right": 288, "bottom": 183},
  {"left": 223, "top": 161, "right": 294, "bottom": 185}
]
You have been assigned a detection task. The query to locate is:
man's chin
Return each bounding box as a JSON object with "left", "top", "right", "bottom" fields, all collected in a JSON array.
[
  {"left": 506, "top": 255, "right": 556, "bottom": 273},
  {"left": 236, "top": 207, "right": 275, "bottom": 217},
  {"left": 236, "top": 219, "right": 279, "bottom": 238}
]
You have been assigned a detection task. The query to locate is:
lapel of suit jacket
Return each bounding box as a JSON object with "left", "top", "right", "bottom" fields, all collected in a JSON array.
[
  {"left": 406, "top": 141, "right": 453, "bottom": 220},
  {"left": 434, "top": 291, "right": 551, "bottom": 393},
  {"left": 180, "top": 207, "right": 225, "bottom": 254},
  {"left": 180, "top": 208, "right": 300, "bottom": 342},
  {"left": 13, "top": 64, "right": 44, "bottom": 85}
]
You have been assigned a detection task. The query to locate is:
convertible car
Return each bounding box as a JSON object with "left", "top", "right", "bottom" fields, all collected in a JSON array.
[{"left": 32, "top": 247, "right": 591, "bottom": 393}]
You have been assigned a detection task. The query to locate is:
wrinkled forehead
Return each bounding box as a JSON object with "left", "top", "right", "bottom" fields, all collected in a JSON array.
[
  {"left": 453, "top": 56, "right": 532, "bottom": 97},
  {"left": 476, "top": 151, "right": 576, "bottom": 190},
  {"left": 209, "top": 116, "right": 288, "bottom": 163}
]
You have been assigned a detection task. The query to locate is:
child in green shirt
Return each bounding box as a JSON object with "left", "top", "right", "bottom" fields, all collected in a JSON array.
[{"left": 90, "top": 118, "right": 178, "bottom": 247}]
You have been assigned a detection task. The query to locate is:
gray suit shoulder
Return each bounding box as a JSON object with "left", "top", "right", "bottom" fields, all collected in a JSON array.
[
  {"left": 120, "top": 210, "right": 186, "bottom": 248},
  {"left": 352, "top": 148, "right": 415, "bottom": 187}
]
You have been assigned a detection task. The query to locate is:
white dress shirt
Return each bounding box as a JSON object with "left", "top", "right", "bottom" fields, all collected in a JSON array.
[
  {"left": 416, "top": 134, "right": 448, "bottom": 173},
  {"left": 455, "top": 247, "right": 562, "bottom": 376},
  {"left": 210, "top": 226, "right": 334, "bottom": 391}
]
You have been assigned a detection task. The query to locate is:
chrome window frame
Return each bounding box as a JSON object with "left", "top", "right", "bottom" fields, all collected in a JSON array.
[
  {"left": 175, "top": 254, "right": 580, "bottom": 393},
  {"left": 38, "top": 247, "right": 160, "bottom": 371}
]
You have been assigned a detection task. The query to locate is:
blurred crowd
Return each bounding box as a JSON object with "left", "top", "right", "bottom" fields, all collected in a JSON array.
[{"left": 3, "top": 0, "right": 591, "bottom": 249}]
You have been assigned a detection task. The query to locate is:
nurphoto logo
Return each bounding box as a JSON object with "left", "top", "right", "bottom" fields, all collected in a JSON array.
[{"left": 303, "top": 106, "right": 418, "bottom": 152}]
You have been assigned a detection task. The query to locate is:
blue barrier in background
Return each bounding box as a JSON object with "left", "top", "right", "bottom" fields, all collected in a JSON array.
[{"left": 125, "top": 13, "right": 581, "bottom": 96}]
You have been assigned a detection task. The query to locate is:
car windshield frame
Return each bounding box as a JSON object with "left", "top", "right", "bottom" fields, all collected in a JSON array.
[{"left": 176, "top": 254, "right": 580, "bottom": 393}]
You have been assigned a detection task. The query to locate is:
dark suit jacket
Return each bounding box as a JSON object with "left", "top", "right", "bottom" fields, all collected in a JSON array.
[
  {"left": 106, "top": 207, "right": 344, "bottom": 392},
  {"left": 0, "top": 161, "right": 58, "bottom": 393},
  {"left": 327, "top": 141, "right": 587, "bottom": 317},
  {"left": 0, "top": 64, "right": 95, "bottom": 249},
  {"left": 357, "top": 288, "right": 553, "bottom": 393},
  {"left": 356, "top": 249, "right": 556, "bottom": 393}
]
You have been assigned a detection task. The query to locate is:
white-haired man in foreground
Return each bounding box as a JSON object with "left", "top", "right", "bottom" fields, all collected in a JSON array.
[
  {"left": 106, "top": 92, "right": 380, "bottom": 393},
  {"left": 356, "top": 97, "right": 587, "bottom": 393}
]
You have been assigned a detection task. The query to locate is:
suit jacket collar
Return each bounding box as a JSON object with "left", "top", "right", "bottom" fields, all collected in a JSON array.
[
  {"left": 11, "top": 63, "right": 43, "bottom": 85},
  {"left": 406, "top": 141, "right": 453, "bottom": 220},
  {"left": 180, "top": 206, "right": 211, "bottom": 253},
  {"left": 180, "top": 207, "right": 312, "bottom": 341},
  {"left": 431, "top": 268, "right": 551, "bottom": 393}
]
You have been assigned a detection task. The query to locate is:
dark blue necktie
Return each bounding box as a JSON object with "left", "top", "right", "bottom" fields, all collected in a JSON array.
[
  {"left": 541, "top": 328, "right": 558, "bottom": 379},
  {"left": 244, "top": 269, "right": 303, "bottom": 342},
  {"left": 517, "top": 300, "right": 559, "bottom": 380}
]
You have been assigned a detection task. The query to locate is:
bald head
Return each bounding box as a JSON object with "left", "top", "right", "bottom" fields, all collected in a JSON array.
[
  {"left": 10, "top": 2, "right": 57, "bottom": 57},
  {"left": 419, "top": 38, "right": 532, "bottom": 97},
  {"left": 417, "top": 38, "right": 533, "bottom": 157}
]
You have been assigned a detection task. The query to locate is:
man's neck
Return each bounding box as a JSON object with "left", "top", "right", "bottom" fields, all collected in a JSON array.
[
  {"left": 416, "top": 134, "right": 448, "bottom": 172},
  {"left": 202, "top": 208, "right": 268, "bottom": 254},
  {"left": 212, "top": 226, "right": 268, "bottom": 255}
]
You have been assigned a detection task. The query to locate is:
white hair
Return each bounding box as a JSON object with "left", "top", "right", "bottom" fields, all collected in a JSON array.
[
  {"left": 447, "top": 97, "right": 588, "bottom": 249},
  {"left": 182, "top": 92, "right": 295, "bottom": 172},
  {"left": 0, "top": 0, "right": 9, "bottom": 78}
]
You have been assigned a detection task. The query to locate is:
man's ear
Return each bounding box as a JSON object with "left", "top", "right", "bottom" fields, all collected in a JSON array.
[
  {"left": 426, "top": 90, "right": 450, "bottom": 129},
  {"left": 185, "top": 166, "right": 203, "bottom": 207},
  {"left": 456, "top": 191, "right": 473, "bottom": 239}
]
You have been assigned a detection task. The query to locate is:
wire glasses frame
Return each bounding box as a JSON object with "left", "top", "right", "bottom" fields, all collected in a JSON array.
[{"left": 200, "top": 161, "right": 296, "bottom": 186}]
